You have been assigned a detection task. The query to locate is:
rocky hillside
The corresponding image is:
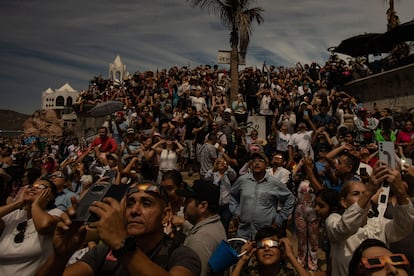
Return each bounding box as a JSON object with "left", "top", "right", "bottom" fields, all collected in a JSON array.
[{"left": 0, "top": 110, "right": 30, "bottom": 131}]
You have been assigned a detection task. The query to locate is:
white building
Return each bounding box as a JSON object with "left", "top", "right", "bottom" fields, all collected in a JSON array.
[{"left": 42, "top": 82, "right": 78, "bottom": 110}]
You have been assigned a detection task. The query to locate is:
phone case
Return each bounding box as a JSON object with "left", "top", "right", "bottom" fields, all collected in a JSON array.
[
  {"left": 378, "top": 141, "right": 395, "bottom": 169},
  {"left": 73, "top": 183, "right": 129, "bottom": 222}
]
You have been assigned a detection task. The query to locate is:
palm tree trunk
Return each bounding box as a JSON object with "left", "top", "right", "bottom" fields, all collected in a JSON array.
[{"left": 230, "top": 42, "right": 239, "bottom": 103}]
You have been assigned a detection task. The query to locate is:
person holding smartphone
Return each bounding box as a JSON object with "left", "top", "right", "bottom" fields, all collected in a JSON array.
[
  {"left": 326, "top": 164, "right": 414, "bottom": 276},
  {"left": 35, "top": 182, "right": 201, "bottom": 276}
]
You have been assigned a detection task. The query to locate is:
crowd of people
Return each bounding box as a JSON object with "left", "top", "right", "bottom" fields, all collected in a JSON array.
[{"left": 0, "top": 55, "right": 414, "bottom": 276}]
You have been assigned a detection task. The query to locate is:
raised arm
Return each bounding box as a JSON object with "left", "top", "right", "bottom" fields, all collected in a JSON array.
[{"left": 31, "top": 189, "right": 61, "bottom": 235}]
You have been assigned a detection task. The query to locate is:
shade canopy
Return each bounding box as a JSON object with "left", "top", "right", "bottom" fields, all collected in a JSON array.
[
  {"left": 384, "top": 19, "right": 414, "bottom": 44},
  {"left": 331, "top": 33, "right": 393, "bottom": 57}
]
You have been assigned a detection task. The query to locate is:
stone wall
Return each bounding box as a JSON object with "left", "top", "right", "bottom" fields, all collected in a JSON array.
[
  {"left": 74, "top": 116, "right": 106, "bottom": 141},
  {"left": 345, "top": 63, "right": 414, "bottom": 112}
]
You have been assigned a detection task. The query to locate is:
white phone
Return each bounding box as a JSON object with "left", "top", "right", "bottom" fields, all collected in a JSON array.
[
  {"left": 377, "top": 141, "right": 395, "bottom": 218},
  {"left": 378, "top": 141, "right": 395, "bottom": 169}
]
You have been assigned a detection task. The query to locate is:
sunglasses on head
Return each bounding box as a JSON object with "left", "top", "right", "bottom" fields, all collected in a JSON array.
[
  {"left": 128, "top": 183, "right": 168, "bottom": 203},
  {"left": 360, "top": 254, "right": 410, "bottom": 270},
  {"left": 14, "top": 221, "right": 27, "bottom": 243},
  {"left": 256, "top": 239, "right": 280, "bottom": 249}
]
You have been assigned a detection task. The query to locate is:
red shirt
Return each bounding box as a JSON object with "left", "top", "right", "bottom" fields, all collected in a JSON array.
[{"left": 90, "top": 136, "right": 118, "bottom": 153}]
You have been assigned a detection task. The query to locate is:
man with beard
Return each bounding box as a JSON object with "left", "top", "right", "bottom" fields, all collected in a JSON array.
[{"left": 90, "top": 127, "right": 117, "bottom": 153}]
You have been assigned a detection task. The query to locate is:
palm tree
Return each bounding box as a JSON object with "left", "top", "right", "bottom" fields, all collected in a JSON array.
[
  {"left": 385, "top": 0, "right": 400, "bottom": 30},
  {"left": 188, "top": 0, "right": 264, "bottom": 102}
]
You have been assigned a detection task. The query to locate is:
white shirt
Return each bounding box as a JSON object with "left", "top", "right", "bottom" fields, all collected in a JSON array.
[
  {"left": 276, "top": 132, "right": 291, "bottom": 152},
  {"left": 289, "top": 130, "right": 314, "bottom": 159},
  {"left": 189, "top": 96, "right": 207, "bottom": 112},
  {"left": 266, "top": 167, "right": 290, "bottom": 185},
  {"left": 0, "top": 208, "right": 63, "bottom": 276},
  {"left": 159, "top": 149, "right": 178, "bottom": 171},
  {"left": 326, "top": 202, "right": 414, "bottom": 276}
]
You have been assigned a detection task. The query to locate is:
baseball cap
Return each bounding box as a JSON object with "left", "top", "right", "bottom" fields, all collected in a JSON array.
[
  {"left": 224, "top": 108, "right": 232, "bottom": 113},
  {"left": 176, "top": 179, "right": 219, "bottom": 211},
  {"left": 250, "top": 151, "right": 267, "bottom": 162},
  {"left": 126, "top": 128, "right": 135, "bottom": 134}
]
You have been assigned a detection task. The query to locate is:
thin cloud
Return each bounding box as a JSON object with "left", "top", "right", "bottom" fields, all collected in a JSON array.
[{"left": 0, "top": 0, "right": 413, "bottom": 114}]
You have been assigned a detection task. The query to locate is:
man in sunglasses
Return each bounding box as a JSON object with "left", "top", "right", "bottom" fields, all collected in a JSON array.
[
  {"left": 35, "top": 182, "right": 201, "bottom": 276},
  {"left": 49, "top": 170, "right": 78, "bottom": 211}
]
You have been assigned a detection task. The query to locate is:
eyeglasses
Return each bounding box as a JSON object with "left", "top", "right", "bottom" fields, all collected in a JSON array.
[
  {"left": 14, "top": 221, "right": 27, "bottom": 243},
  {"left": 360, "top": 254, "right": 410, "bottom": 270},
  {"left": 256, "top": 239, "right": 280, "bottom": 249},
  {"left": 128, "top": 183, "right": 168, "bottom": 203}
]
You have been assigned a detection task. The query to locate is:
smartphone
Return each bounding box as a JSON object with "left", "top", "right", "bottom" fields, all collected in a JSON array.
[
  {"left": 377, "top": 141, "right": 395, "bottom": 218},
  {"left": 401, "top": 157, "right": 413, "bottom": 168},
  {"left": 73, "top": 183, "right": 129, "bottom": 222},
  {"left": 303, "top": 110, "right": 309, "bottom": 116},
  {"left": 378, "top": 141, "right": 396, "bottom": 169}
]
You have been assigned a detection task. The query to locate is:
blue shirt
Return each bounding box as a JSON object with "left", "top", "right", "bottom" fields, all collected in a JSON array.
[
  {"left": 230, "top": 172, "right": 296, "bottom": 239},
  {"left": 55, "top": 188, "right": 79, "bottom": 211}
]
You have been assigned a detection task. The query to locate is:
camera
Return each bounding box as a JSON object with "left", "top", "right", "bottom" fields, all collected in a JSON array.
[{"left": 73, "top": 183, "right": 129, "bottom": 222}]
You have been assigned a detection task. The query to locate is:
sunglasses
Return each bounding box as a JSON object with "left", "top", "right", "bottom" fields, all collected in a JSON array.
[
  {"left": 49, "top": 173, "right": 65, "bottom": 178},
  {"left": 256, "top": 239, "right": 280, "bottom": 249},
  {"left": 30, "top": 183, "right": 50, "bottom": 190},
  {"left": 128, "top": 183, "right": 168, "bottom": 203},
  {"left": 14, "top": 221, "right": 28, "bottom": 243},
  {"left": 252, "top": 158, "right": 266, "bottom": 163},
  {"left": 360, "top": 254, "right": 410, "bottom": 270}
]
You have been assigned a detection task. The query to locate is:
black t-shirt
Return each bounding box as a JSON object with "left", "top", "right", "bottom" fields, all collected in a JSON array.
[
  {"left": 184, "top": 116, "right": 200, "bottom": 140},
  {"left": 81, "top": 238, "right": 201, "bottom": 276}
]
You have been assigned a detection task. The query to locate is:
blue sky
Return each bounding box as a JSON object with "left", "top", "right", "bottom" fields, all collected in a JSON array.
[{"left": 1, "top": 0, "right": 413, "bottom": 114}]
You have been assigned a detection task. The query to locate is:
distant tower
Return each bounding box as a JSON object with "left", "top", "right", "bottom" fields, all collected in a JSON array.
[{"left": 109, "top": 54, "right": 127, "bottom": 84}]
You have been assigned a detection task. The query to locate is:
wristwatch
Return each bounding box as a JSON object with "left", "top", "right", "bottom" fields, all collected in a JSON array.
[{"left": 112, "top": 236, "right": 137, "bottom": 258}]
